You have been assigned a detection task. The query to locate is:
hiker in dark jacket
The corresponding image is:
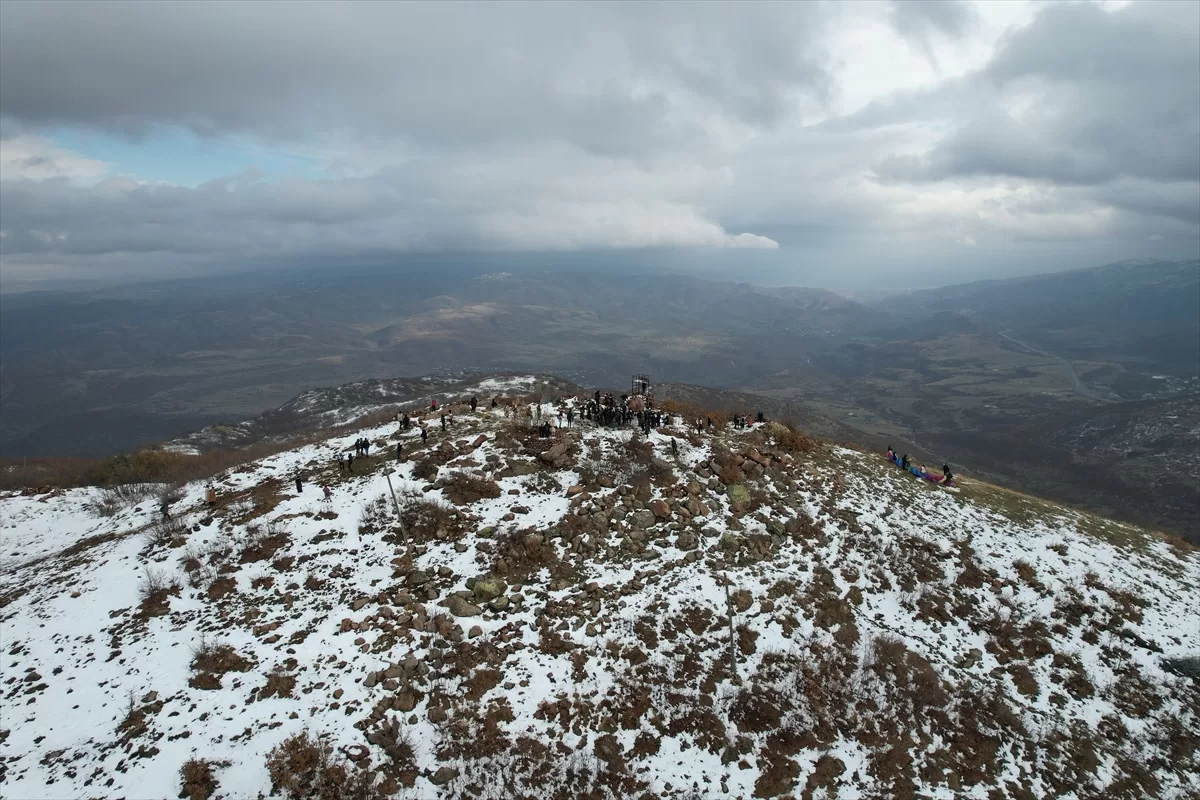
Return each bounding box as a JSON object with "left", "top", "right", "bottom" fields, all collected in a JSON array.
[
  {"left": 420, "top": 426, "right": 428, "bottom": 444},
  {"left": 470, "top": 396, "right": 478, "bottom": 412},
  {"left": 295, "top": 476, "right": 303, "bottom": 493}
]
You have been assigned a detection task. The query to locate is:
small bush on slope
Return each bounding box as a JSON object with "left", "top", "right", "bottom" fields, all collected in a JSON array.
[
  {"left": 444, "top": 471, "right": 502, "bottom": 505},
  {"left": 178, "top": 757, "right": 220, "bottom": 800},
  {"left": 264, "top": 731, "right": 383, "bottom": 800}
]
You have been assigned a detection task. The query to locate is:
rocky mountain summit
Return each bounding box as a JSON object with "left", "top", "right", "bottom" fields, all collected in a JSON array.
[{"left": 1, "top": 388, "right": 1197, "bottom": 799}]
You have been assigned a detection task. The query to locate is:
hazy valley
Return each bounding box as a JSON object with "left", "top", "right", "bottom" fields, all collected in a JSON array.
[{"left": 2, "top": 258, "right": 1197, "bottom": 539}]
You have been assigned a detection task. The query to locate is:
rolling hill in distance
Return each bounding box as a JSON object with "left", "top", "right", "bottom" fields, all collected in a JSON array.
[{"left": 1, "top": 258, "right": 1197, "bottom": 539}]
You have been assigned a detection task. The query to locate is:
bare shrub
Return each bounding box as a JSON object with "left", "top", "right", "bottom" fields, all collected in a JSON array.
[
  {"left": 773, "top": 422, "right": 818, "bottom": 454},
  {"left": 137, "top": 567, "right": 181, "bottom": 618},
  {"left": 228, "top": 497, "right": 254, "bottom": 516},
  {"left": 444, "top": 471, "right": 502, "bottom": 505},
  {"left": 87, "top": 483, "right": 159, "bottom": 517},
  {"left": 412, "top": 456, "right": 440, "bottom": 481},
  {"left": 239, "top": 520, "right": 289, "bottom": 563},
  {"left": 138, "top": 567, "right": 178, "bottom": 602},
  {"left": 190, "top": 635, "right": 254, "bottom": 675},
  {"left": 265, "top": 731, "right": 384, "bottom": 800},
  {"left": 400, "top": 495, "right": 459, "bottom": 541},
  {"left": 256, "top": 669, "right": 297, "bottom": 700},
  {"left": 147, "top": 514, "right": 190, "bottom": 548},
  {"left": 358, "top": 494, "right": 390, "bottom": 533},
  {"left": 491, "top": 528, "right": 570, "bottom": 583},
  {"left": 179, "top": 757, "right": 220, "bottom": 800}
]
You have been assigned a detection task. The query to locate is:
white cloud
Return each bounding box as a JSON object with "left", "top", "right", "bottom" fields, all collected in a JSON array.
[{"left": 0, "top": 135, "right": 109, "bottom": 181}]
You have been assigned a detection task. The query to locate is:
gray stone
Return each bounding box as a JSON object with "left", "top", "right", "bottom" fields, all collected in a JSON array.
[
  {"left": 631, "top": 510, "right": 656, "bottom": 530},
  {"left": 431, "top": 766, "right": 459, "bottom": 786},
  {"left": 447, "top": 595, "right": 481, "bottom": 617}
]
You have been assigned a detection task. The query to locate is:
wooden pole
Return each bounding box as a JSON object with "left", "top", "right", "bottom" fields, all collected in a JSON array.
[{"left": 383, "top": 470, "right": 405, "bottom": 543}]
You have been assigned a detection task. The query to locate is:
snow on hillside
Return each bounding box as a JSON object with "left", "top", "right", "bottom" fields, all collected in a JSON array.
[
  {"left": 1, "top": 398, "right": 1197, "bottom": 799},
  {"left": 171, "top": 373, "right": 568, "bottom": 451}
]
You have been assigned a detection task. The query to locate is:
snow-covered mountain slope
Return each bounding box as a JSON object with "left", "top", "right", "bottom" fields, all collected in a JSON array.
[
  {"left": 2, "top": 397, "right": 1197, "bottom": 799},
  {"left": 170, "top": 372, "right": 576, "bottom": 452}
]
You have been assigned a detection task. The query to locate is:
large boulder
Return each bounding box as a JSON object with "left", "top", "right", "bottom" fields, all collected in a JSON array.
[
  {"left": 446, "top": 595, "right": 481, "bottom": 618},
  {"left": 430, "top": 767, "right": 459, "bottom": 786},
  {"left": 631, "top": 509, "right": 656, "bottom": 530},
  {"left": 472, "top": 577, "right": 508, "bottom": 602},
  {"left": 727, "top": 484, "right": 751, "bottom": 510},
  {"left": 538, "top": 441, "right": 571, "bottom": 467},
  {"left": 649, "top": 499, "right": 671, "bottom": 520}
]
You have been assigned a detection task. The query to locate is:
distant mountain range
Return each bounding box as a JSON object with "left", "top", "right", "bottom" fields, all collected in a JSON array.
[{"left": 2, "top": 258, "right": 1196, "bottom": 538}]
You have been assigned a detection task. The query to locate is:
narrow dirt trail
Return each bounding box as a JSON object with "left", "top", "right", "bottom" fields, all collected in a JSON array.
[{"left": 997, "top": 332, "right": 1105, "bottom": 401}]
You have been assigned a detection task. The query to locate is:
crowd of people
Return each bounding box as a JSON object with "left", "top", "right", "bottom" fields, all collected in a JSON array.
[
  {"left": 205, "top": 383, "right": 777, "bottom": 510},
  {"left": 886, "top": 446, "right": 954, "bottom": 485}
]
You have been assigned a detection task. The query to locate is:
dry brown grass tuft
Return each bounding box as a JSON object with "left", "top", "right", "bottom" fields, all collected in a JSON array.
[
  {"left": 443, "top": 471, "right": 502, "bottom": 505},
  {"left": 179, "top": 757, "right": 220, "bottom": 800},
  {"left": 190, "top": 637, "right": 254, "bottom": 675},
  {"left": 265, "top": 731, "right": 384, "bottom": 800}
]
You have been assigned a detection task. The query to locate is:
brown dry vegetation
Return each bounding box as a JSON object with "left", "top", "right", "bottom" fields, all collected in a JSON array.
[{"left": 264, "top": 731, "right": 384, "bottom": 800}]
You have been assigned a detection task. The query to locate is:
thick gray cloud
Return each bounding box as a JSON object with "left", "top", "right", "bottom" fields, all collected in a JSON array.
[
  {"left": 0, "top": 2, "right": 832, "bottom": 153},
  {"left": 876, "top": 2, "right": 1200, "bottom": 186},
  {"left": 0, "top": 0, "right": 1197, "bottom": 289}
]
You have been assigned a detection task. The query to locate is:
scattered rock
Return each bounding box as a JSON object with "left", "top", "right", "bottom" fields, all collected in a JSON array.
[
  {"left": 472, "top": 577, "right": 508, "bottom": 602},
  {"left": 431, "top": 766, "right": 459, "bottom": 786},
  {"left": 447, "top": 596, "right": 481, "bottom": 617}
]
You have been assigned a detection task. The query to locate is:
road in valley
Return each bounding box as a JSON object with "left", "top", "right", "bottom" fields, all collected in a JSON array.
[{"left": 997, "top": 332, "right": 1104, "bottom": 401}]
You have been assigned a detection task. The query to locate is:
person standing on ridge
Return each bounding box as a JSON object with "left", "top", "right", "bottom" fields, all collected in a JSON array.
[
  {"left": 420, "top": 426, "right": 428, "bottom": 445},
  {"left": 295, "top": 475, "right": 303, "bottom": 493},
  {"left": 470, "top": 396, "right": 478, "bottom": 412}
]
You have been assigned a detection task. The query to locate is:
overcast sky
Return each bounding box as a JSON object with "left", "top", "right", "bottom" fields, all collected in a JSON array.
[{"left": 1, "top": 0, "right": 1197, "bottom": 291}]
